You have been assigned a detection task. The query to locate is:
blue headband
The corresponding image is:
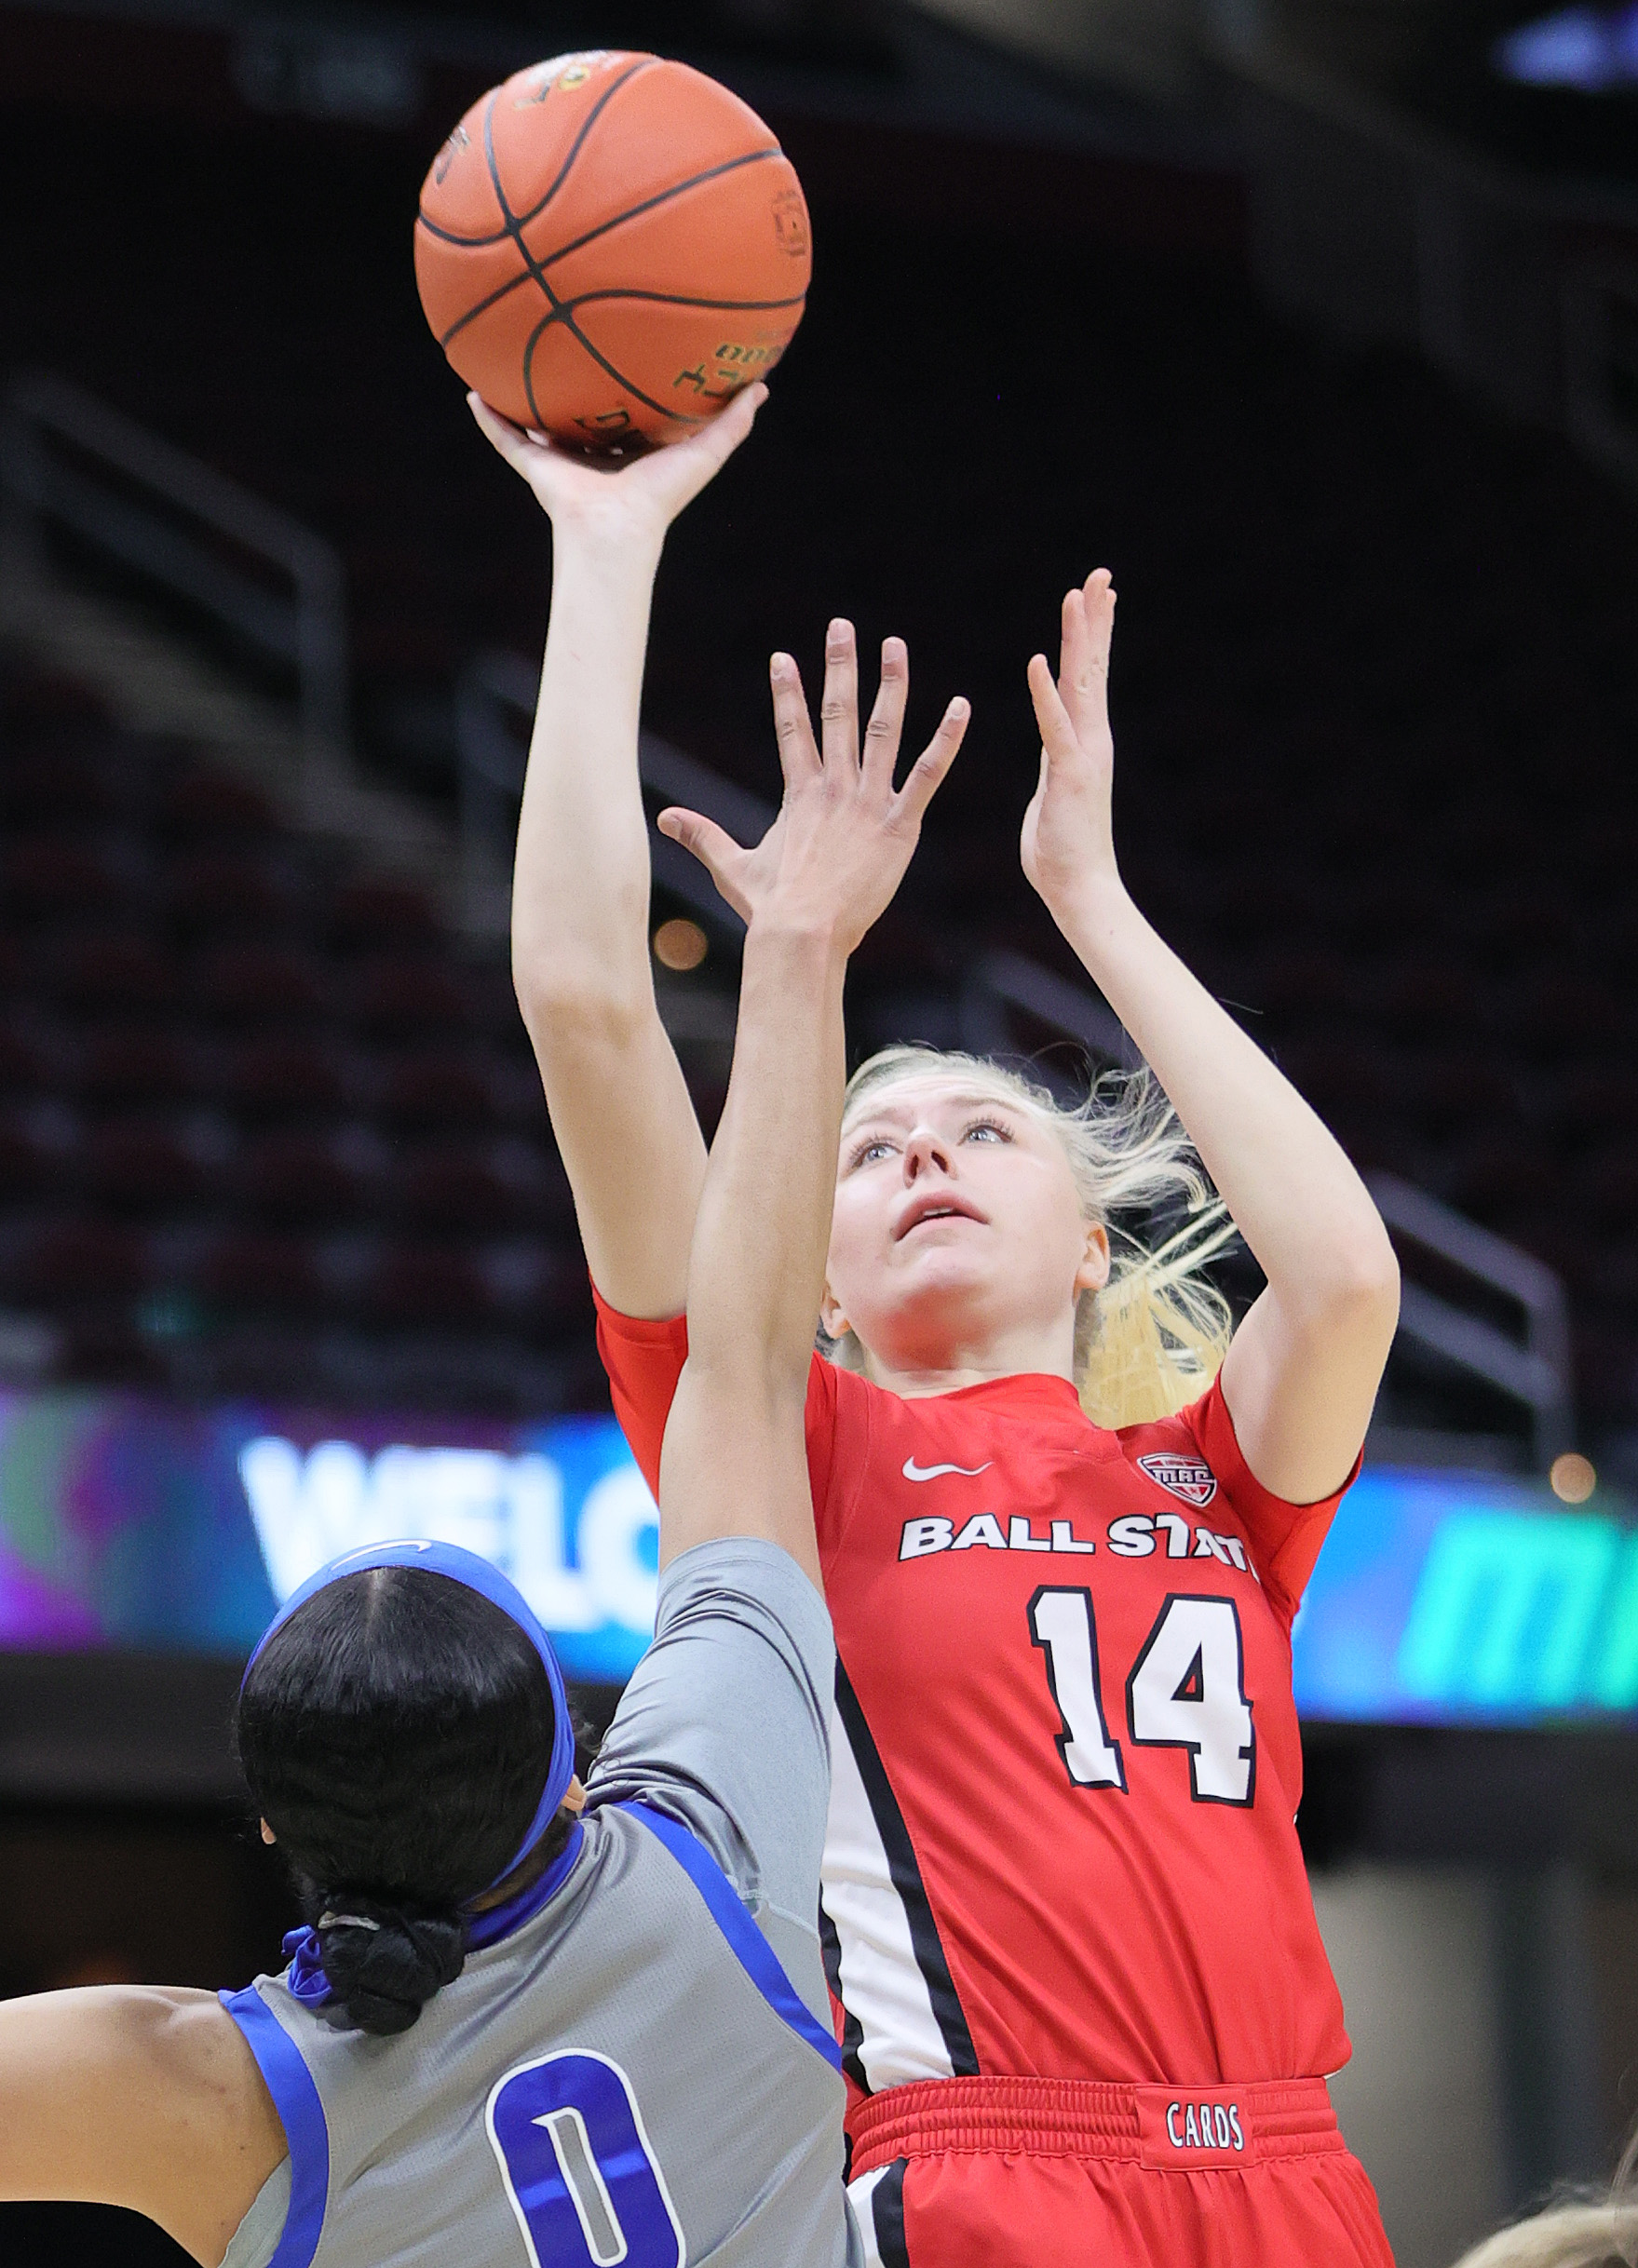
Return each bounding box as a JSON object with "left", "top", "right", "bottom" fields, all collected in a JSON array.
[{"left": 245, "top": 1539, "right": 577, "bottom": 1889}]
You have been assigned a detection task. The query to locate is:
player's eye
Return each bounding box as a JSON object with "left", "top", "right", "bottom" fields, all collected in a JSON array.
[
  {"left": 963, "top": 1117, "right": 1011, "bottom": 1145},
  {"left": 846, "top": 1135, "right": 897, "bottom": 1170}
]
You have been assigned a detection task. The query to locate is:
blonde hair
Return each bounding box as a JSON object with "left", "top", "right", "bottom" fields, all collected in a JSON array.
[
  {"left": 828, "top": 1046, "right": 1236, "bottom": 1430},
  {"left": 1452, "top": 2133, "right": 1638, "bottom": 2268}
]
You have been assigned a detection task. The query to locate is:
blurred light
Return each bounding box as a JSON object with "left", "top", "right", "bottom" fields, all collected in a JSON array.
[
  {"left": 654, "top": 918, "right": 708, "bottom": 971},
  {"left": 1550, "top": 1451, "right": 1598, "bottom": 1503},
  {"left": 1494, "top": 2, "right": 1638, "bottom": 90}
]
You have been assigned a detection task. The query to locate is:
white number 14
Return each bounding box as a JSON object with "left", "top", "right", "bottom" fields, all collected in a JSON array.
[{"left": 1028, "top": 1587, "right": 1255, "bottom": 1807}]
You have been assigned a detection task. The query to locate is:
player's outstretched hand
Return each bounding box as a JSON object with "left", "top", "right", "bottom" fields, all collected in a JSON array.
[
  {"left": 658, "top": 621, "right": 968, "bottom": 956},
  {"left": 1022, "top": 569, "right": 1122, "bottom": 918},
  {"left": 467, "top": 381, "right": 766, "bottom": 545}
]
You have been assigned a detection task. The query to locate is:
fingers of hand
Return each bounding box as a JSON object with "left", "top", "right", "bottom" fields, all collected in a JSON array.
[
  {"left": 768, "top": 652, "right": 821, "bottom": 786},
  {"left": 897, "top": 695, "right": 969, "bottom": 825},
  {"left": 819, "top": 617, "right": 860, "bottom": 774},
  {"left": 656, "top": 807, "right": 743, "bottom": 891},
  {"left": 1028, "top": 652, "right": 1080, "bottom": 765},
  {"left": 1080, "top": 567, "right": 1117, "bottom": 682},
  {"left": 708, "top": 382, "right": 767, "bottom": 458},
  {"left": 467, "top": 393, "right": 536, "bottom": 468},
  {"left": 860, "top": 635, "right": 910, "bottom": 790}
]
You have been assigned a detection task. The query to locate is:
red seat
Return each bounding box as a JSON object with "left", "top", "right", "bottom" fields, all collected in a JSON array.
[
  {"left": 77, "top": 1027, "right": 197, "bottom": 1108},
  {"left": 196, "top": 943, "right": 327, "bottom": 1028},
  {"left": 55, "top": 932, "right": 179, "bottom": 1017},
  {"left": 160, "top": 767, "right": 278, "bottom": 843},
  {"left": 225, "top": 1035, "right": 349, "bottom": 1121},
  {"left": 378, "top": 1048, "right": 500, "bottom": 1131},
  {"left": 85, "top": 1114, "right": 220, "bottom": 1216},
  {"left": 328, "top": 877, "right": 440, "bottom": 951},
  {"left": 239, "top": 1128, "right": 381, "bottom": 1224},
  {"left": 0, "top": 1103, "right": 76, "bottom": 1200},
  {"left": 12, "top": 1216, "right": 150, "bottom": 1303},
  {"left": 351, "top": 952, "right": 467, "bottom": 1039},
  {"left": 163, "top": 848, "right": 296, "bottom": 940},
  {"left": 200, "top": 1232, "right": 326, "bottom": 1316},
  {"left": 2, "top": 837, "right": 127, "bottom": 924},
  {"left": 366, "top": 1241, "right": 497, "bottom": 1329}
]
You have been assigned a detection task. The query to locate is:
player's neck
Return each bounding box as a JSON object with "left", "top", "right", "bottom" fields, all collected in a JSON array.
[{"left": 860, "top": 1316, "right": 1077, "bottom": 1401}]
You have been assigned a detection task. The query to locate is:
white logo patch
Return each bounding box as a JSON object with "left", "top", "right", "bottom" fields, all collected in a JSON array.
[
  {"left": 901, "top": 1459, "right": 991, "bottom": 1483},
  {"left": 1137, "top": 1453, "right": 1218, "bottom": 1509}
]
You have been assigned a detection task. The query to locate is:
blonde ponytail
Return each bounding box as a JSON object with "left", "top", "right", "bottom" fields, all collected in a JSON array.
[{"left": 832, "top": 1046, "right": 1235, "bottom": 1430}]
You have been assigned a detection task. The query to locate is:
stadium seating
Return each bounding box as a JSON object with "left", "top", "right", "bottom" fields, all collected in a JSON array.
[{"left": 0, "top": 670, "right": 591, "bottom": 1414}]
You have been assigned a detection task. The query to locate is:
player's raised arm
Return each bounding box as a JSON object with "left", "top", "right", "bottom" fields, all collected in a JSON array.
[
  {"left": 470, "top": 386, "right": 765, "bottom": 1318},
  {"left": 656, "top": 624, "right": 969, "bottom": 1583},
  {"left": 1021, "top": 573, "right": 1401, "bottom": 1503}
]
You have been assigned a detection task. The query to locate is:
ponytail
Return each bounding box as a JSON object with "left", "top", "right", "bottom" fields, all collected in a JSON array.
[{"left": 302, "top": 1896, "right": 467, "bottom": 2038}]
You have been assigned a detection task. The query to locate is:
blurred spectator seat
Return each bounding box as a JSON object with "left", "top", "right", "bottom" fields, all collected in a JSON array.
[
  {"left": 11, "top": 1216, "right": 150, "bottom": 1303},
  {"left": 367, "top": 1242, "right": 496, "bottom": 1330},
  {"left": 224, "top": 1034, "right": 348, "bottom": 1121},
  {"left": 2, "top": 837, "right": 128, "bottom": 924},
  {"left": 199, "top": 1231, "right": 327, "bottom": 1317},
  {"left": 351, "top": 953, "right": 468, "bottom": 1039},
  {"left": 328, "top": 878, "right": 440, "bottom": 952},
  {"left": 238, "top": 1127, "right": 384, "bottom": 1225},
  {"left": 378, "top": 1047, "right": 500, "bottom": 1132},
  {"left": 55, "top": 932, "right": 179, "bottom": 1018},
  {"left": 77, "top": 1027, "right": 197, "bottom": 1108},
  {"left": 159, "top": 769, "right": 278, "bottom": 843},
  {"left": 85, "top": 1114, "right": 225, "bottom": 1217},
  {"left": 163, "top": 849, "right": 297, "bottom": 941},
  {"left": 196, "top": 943, "right": 327, "bottom": 1028}
]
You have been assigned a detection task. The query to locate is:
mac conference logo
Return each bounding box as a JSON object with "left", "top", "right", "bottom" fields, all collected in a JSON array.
[{"left": 1137, "top": 1453, "right": 1218, "bottom": 1509}]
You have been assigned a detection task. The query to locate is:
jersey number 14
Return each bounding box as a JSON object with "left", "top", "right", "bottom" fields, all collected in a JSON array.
[{"left": 1028, "top": 1587, "right": 1256, "bottom": 1805}]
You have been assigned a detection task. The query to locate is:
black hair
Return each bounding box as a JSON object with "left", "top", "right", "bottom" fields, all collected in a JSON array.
[{"left": 235, "top": 1567, "right": 571, "bottom": 2038}]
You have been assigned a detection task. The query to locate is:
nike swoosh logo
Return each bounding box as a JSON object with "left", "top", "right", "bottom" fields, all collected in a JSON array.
[{"left": 901, "top": 1459, "right": 992, "bottom": 1482}]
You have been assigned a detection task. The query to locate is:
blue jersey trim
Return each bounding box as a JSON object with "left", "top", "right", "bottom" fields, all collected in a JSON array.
[
  {"left": 621, "top": 1802, "right": 844, "bottom": 2073},
  {"left": 220, "top": 1984, "right": 331, "bottom": 2268}
]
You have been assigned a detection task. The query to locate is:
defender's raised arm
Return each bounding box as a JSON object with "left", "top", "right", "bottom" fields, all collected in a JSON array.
[{"left": 656, "top": 625, "right": 968, "bottom": 1583}]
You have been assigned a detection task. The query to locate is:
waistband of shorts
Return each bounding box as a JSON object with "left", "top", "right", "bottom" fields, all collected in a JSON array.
[{"left": 848, "top": 2074, "right": 1344, "bottom": 2177}]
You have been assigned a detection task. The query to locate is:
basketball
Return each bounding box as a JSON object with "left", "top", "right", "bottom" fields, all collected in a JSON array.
[{"left": 414, "top": 50, "right": 812, "bottom": 450}]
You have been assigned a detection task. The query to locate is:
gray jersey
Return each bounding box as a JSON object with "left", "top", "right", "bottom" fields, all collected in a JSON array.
[{"left": 222, "top": 1538, "right": 860, "bottom": 2268}]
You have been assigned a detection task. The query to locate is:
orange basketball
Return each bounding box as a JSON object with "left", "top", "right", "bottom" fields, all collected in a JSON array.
[{"left": 414, "top": 50, "right": 811, "bottom": 450}]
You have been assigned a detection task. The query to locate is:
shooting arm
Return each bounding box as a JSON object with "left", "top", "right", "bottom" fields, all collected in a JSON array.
[{"left": 475, "top": 391, "right": 764, "bottom": 1316}]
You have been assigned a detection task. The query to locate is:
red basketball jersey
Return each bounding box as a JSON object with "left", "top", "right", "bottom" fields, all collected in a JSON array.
[{"left": 595, "top": 1292, "right": 1355, "bottom": 2119}]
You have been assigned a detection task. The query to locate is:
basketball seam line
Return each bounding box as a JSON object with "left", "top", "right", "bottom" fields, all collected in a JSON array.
[
  {"left": 419, "top": 55, "right": 657, "bottom": 250},
  {"left": 520, "top": 303, "right": 706, "bottom": 431},
  {"left": 432, "top": 147, "right": 792, "bottom": 353}
]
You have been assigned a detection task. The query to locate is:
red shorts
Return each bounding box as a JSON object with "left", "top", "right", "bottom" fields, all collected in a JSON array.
[{"left": 846, "top": 2076, "right": 1395, "bottom": 2267}]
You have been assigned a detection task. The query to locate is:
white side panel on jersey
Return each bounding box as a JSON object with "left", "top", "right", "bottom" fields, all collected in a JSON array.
[
  {"left": 847, "top": 2166, "right": 890, "bottom": 2268},
  {"left": 821, "top": 1698, "right": 955, "bottom": 2090}
]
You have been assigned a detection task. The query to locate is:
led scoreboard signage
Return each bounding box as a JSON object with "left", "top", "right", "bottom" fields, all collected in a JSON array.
[{"left": 0, "top": 1385, "right": 1632, "bottom": 1724}]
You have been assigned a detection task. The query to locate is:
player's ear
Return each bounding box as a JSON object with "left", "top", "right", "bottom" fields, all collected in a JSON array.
[
  {"left": 819, "top": 1283, "right": 850, "bottom": 1343},
  {"left": 1074, "top": 1219, "right": 1111, "bottom": 1298},
  {"left": 260, "top": 1819, "right": 278, "bottom": 1845}
]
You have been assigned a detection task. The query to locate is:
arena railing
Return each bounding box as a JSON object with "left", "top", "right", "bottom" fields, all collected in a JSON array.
[
  {"left": 0, "top": 371, "right": 350, "bottom": 806},
  {"left": 1366, "top": 1173, "right": 1575, "bottom": 1471}
]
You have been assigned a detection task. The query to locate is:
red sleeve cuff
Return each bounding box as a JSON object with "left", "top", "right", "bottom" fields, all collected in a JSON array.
[{"left": 1190, "top": 1379, "right": 1361, "bottom": 1622}]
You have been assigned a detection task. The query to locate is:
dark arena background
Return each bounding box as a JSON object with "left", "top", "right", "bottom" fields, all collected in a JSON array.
[{"left": 2, "top": 1, "right": 1638, "bottom": 2261}]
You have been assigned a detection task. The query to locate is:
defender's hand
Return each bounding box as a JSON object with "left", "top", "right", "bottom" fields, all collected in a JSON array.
[
  {"left": 1022, "top": 569, "right": 1121, "bottom": 917},
  {"left": 467, "top": 383, "right": 766, "bottom": 547},
  {"left": 658, "top": 621, "right": 968, "bottom": 956}
]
